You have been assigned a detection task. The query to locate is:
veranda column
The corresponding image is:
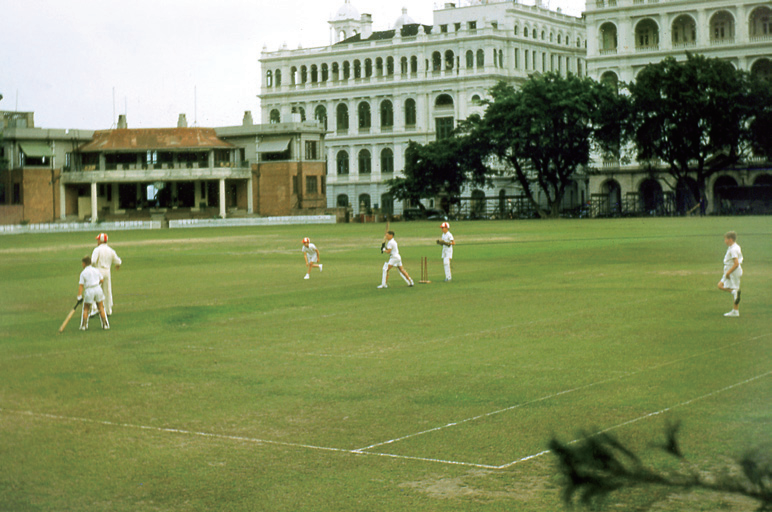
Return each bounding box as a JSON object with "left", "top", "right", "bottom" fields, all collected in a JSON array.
[
  {"left": 59, "top": 181, "right": 66, "bottom": 219},
  {"left": 90, "top": 182, "right": 98, "bottom": 222},
  {"left": 219, "top": 178, "right": 226, "bottom": 218}
]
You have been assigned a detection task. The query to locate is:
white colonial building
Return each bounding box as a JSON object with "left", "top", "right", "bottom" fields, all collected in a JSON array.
[
  {"left": 585, "top": 0, "right": 772, "bottom": 215},
  {"left": 259, "top": 0, "right": 586, "bottom": 216}
]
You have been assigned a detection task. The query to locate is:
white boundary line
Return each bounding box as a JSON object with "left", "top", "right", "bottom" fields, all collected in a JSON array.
[
  {"left": 2, "top": 369, "right": 768, "bottom": 470},
  {"left": 355, "top": 333, "right": 772, "bottom": 452}
]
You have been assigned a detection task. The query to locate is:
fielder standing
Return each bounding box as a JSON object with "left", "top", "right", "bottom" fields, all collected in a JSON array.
[
  {"left": 301, "top": 237, "right": 323, "bottom": 280},
  {"left": 77, "top": 256, "right": 109, "bottom": 330},
  {"left": 436, "top": 221, "right": 455, "bottom": 282},
  {"left": 378, "top": 231, "right": 414, "bottom": 289},
  {"left": 717, "top": 230, "right": 743, "bottom": 317},
  {"left": 91, "top": 233, "right": 122, "bottom": 316}
]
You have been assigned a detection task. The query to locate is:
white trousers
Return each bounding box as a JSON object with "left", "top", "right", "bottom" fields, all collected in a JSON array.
[
  {"left": 443, "top": 257, "right": 452, "bottom": 280},
  {"left": 97, "top": 268, "right": 114, "bottom": 315}
]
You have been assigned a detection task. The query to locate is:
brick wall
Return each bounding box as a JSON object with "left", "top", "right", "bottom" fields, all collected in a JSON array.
[
  {"left": 22, "top": 167, "right": 59, "bottom": 223},
  {"left": 0, "top": 205, "right": 24, "bottom": 225}
]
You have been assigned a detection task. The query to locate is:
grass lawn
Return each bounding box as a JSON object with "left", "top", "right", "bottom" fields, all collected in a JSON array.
[{"left": 1, "top": 217, "right": 770, "bottom": 511}]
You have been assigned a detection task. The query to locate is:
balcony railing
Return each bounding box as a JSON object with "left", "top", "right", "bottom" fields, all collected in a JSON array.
[
  {"left": 710, "top": 37, "right": 736, "bottom": 46},
  {"left": 599, "top": 48, "right": 618, "bottom": 55}
]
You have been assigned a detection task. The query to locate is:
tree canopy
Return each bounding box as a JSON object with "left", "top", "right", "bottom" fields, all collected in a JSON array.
[{"left": 627, "top": 53, "right": 756, "bottom": 201}]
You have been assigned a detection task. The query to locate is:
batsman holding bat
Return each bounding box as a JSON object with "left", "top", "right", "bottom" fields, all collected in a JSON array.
[
  {"left": 77, "top": 256, "right": 110, "bottom": 331},
  {"left": 378, "top": 230, "right": 414, "bottom": 289},
  {"left": 436, "top": 222, "right": 454, "bottom": 282}
]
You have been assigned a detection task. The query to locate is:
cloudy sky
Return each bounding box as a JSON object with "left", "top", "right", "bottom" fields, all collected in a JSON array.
[{"left": 0, "top": 0, "right": 585, "bottom": 130}]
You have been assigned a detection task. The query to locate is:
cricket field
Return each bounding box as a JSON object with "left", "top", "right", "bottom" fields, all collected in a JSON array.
[{"left": 1, "top": 217, "right": 770, "bottom": 511}]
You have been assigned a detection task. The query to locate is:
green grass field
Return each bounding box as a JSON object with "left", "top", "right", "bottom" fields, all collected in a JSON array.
[{"left": 1, "top": 217, "right": 770, "bottom": 511}]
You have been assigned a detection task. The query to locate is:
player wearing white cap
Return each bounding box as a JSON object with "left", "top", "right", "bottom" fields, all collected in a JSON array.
[
  {"left": 436, "top": 222, "right": 455, "bottom": 282},
  {"left": 301, "top": 237, "right": 323, "bottom": 279},
  {"left": 77, "top": 256, "right": 109, "bottom": 330},
  {"left": 91, "top": 233, "right": 122, "bottom": 316},
  {"left": 378, "top": 231, "right": 414, "bottom": 289}
]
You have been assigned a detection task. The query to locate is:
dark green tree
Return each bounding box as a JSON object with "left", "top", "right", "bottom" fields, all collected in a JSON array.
[
  {"left": 387, "top": 132, "right": 488, "bottom": 209},
  {"left": 459, "top": 73, "right": 627, "bottom": 218},
  {"left": 748, "top": 73, "right": 772, "bottom": 159},
  {"left": 628, "top": 53, "right": 755, "bottom": 206}
]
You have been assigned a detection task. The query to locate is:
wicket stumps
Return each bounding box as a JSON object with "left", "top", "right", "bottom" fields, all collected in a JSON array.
[{"left": 419, "top": 256, "right": 431, "bottom": 284}]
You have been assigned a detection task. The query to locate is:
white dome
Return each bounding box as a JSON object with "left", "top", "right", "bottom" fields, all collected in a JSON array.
[
  {"left": 394, "top": 7, "right": 415, "bottom": 29},
  {"left": 334, "top": 0, "right": 359, "bottom": 21}
]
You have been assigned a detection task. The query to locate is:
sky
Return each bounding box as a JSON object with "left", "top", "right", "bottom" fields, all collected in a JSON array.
[{"left": 0, "top": 0, "right": 585, "bottom": 130}]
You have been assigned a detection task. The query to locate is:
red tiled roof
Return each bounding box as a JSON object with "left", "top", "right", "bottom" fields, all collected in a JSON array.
[{"left": 77, "top": 128, "right": 234, "bottom": 152}]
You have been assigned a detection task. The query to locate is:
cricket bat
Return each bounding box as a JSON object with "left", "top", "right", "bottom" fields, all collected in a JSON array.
[
  {"left": 381, "top": 218, "right": 390, "bottom": 252},
  {"left": 58, "top": 298, "right": 83, "bottom": 333}
]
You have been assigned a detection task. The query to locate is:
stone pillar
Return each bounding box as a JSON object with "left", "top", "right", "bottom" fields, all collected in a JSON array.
[
  {"left": 247, "top": 175, "right": 254, "bottom": 213},
  {"left": 59, "top": 182, "right": 66, "bottom": 219},
  {"left": 219, "top": 179, "right": 226, "bottom": 218},
  {"left": 194, "top": 180, "right": 202, "bottom": 211},
  {"left": 90, "top": 182, "right": 98, "bottom": 222}
]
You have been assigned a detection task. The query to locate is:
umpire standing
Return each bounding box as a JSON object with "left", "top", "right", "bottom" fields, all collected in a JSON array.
[{"left": 91, "top": 233, "right": 122, "bottom": 316}]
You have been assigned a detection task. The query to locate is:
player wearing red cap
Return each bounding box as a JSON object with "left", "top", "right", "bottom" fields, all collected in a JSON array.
[
  {"left": 437, "top": 222, "right": 454, "bottom": 282},
  {"left": 90, "top": 233, "right": 122, "bottom": 316},
  {"left": 301, "top": 237, "right": 323, "bottom": 280}
]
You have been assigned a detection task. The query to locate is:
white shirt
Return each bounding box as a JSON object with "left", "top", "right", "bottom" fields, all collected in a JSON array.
[
  {"left": 441, "top": 231, "right": 454, "bottom": 258},
  {"left": 723, "top": 243, "right": 743, "bottom": 273},
  {"left": 302, "top": 243, "right": 318, "bottom": 261},
  {"left": 91, "top": 244, "right": 122, "bottom": 271},
  {"left": 386, "top": 239, "right": 399, "bottom": 258},
  {"left": 79, "top": 266, "right": 103, "bottom": 289}
]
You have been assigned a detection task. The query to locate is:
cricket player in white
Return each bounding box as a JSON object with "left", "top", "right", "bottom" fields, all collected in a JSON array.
[
  {"left": 78, "top": 256, "right": 109, "bottom": 330},
  {"left": 379, "top": 231, "right": 414, "bottom": 288},
  {"left": 301, "top": 237, "right": 323, "bottom": 279},
  {"left": 437, "top": 222, "right": 455, "bottom": 282},
  {"left": 717, "top": 231, "right": 743, "bottom": 317},
  {"left": 91, "top": 233, "right": 122, "bottom": 316}
]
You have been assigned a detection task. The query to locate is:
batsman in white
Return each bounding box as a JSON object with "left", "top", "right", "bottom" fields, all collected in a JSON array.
[
  {"left": 378, "top": 231, "right": 414, "bottom": 289},
  {"left": 437, "top": 221, "right": 455, "bottom": 282},
  {"left": 91, "top": 233, "right": 122, "bottom": 316},
  {"left": 717, "top": 230, "right": 743, "bottom": 317},
  {"left": 77, "top": 256, "right": 109, "bottom": 330},
  {"left": 301, "top": 237, "right": 323, "bottom": 279}
]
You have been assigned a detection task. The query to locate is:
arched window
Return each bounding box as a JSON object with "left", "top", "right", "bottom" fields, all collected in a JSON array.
[
  {"left": 376, "top": 57, "right": 383, "bottom": 76},
  {"left": 672, "top": 15, "right": 697, "bottom": 46},
  {"left": 711, "top": 11, "right": 735, "bottom": 41},
  {"left": 476, "top": 49, "right": 484, "bottom": 68},
  {"left": 525, "top": 49, "right": 529, "bottom": 70},
  {"left": 750, "top": 6, "right": 772, "bottom": 38},
  {"left": 471, "top": 94, "right": 481, "bottom": 106},
  {"left": 336, "top": 151, "right": 349, "bottom": 175},
  {"left": 400, "top": 56, "right": 408, "bottom": 74},
  {"left": 292, "top": 106, "right": 306, "bottom": 121},
  {"left": 410, "top": 55, "right": 418, "bottom": 74},
  {"left": 600, "top": 23, "right": 618, "bottom": 52},
  {"left": 270, "top": 109, "right": 280, "bottom": 124},
  {"left": 498, "top": 49, "right": 503, "bottom": 68},
  {"left": 405, "top": 98, "right": 417, "bottom": 126},
  {"left": 524, "top": 27, "right": 529, "bottom": 38},
  {"left": 314, "top": 105, "right": 327, "bottom": 130},
  {"left": 290, "top": 66, "right": 298, "bottom": 85},
  {"left": 358, "top": 102, "right": 371, "bottom": 130},
  {"left": 310, "top": 65, "right": 318, "bottom": 82},
  {"left": 336, "top": 103, "right": 349, "bottom": 131},
  {"left": 343, "top": 61, "right": 351, "bottom": 79},
  {"left": 266, "top": 70, "right": 273, "bottom": 87},
  {"left": 557, "top": 34, "right": 562, "bottom": 44},
  {"left": 751, "top": 58, "right": 772, "bottom": 81},
  {"left": 358, "top": 149, "right": 371, "bottom": 174},
  {"left": 432, "top": 51, "right": 442, "bottom": 71},
  {"left": 365, "top": 58, "right": 373, "bottom": 78},
  {"left": 337, "top": 194, "right": 349, "bottom": 207},
  {"left": 321, "top": 63, "right": 329, "bottom": 82},
  {"left": 381, "top": 193, "right": 394, "bottom": 216},
  {"left": 332, "top": 62, "right": 339, "bottom": 81},
  {"left": 381, "top": 148, "right": 394, "bottom": 173},
  {"left": 466, "top": 50, "right": 474, "bottom": 69},
  {"left": 386, "top": 56, "right": 394, "bottom": 75},
  {"left": 514, "top": 25, "right": 519, "bottom": 36},
  {"left": 353, "top": 60, "right": 361, "bottom": 79},
  {"left": 435, "top": 94, "right": 454, "bottom": 107},
  {"left": 275, "top": 69, "right": 282, "bottom": 86},
  {"left": 358, "top": 194, "right": 371, "bottom": 211},
  {"left": 576, "top": 37, "right": 581, "bottom": 48},
  {"left": 445, "top": 50, "right": 455, "bottom": 70},
  {"left": 380, "top": 100, "right": 394, "bottom": 128},
  {"left": 550, "top": 32, "right": 554, "bottom": 42},
  {"left": 635, "top": 19, "right": 660, "bottom": 49},
  {"left": 300, "top": 66, "right": 308, "bottom": 83}
]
